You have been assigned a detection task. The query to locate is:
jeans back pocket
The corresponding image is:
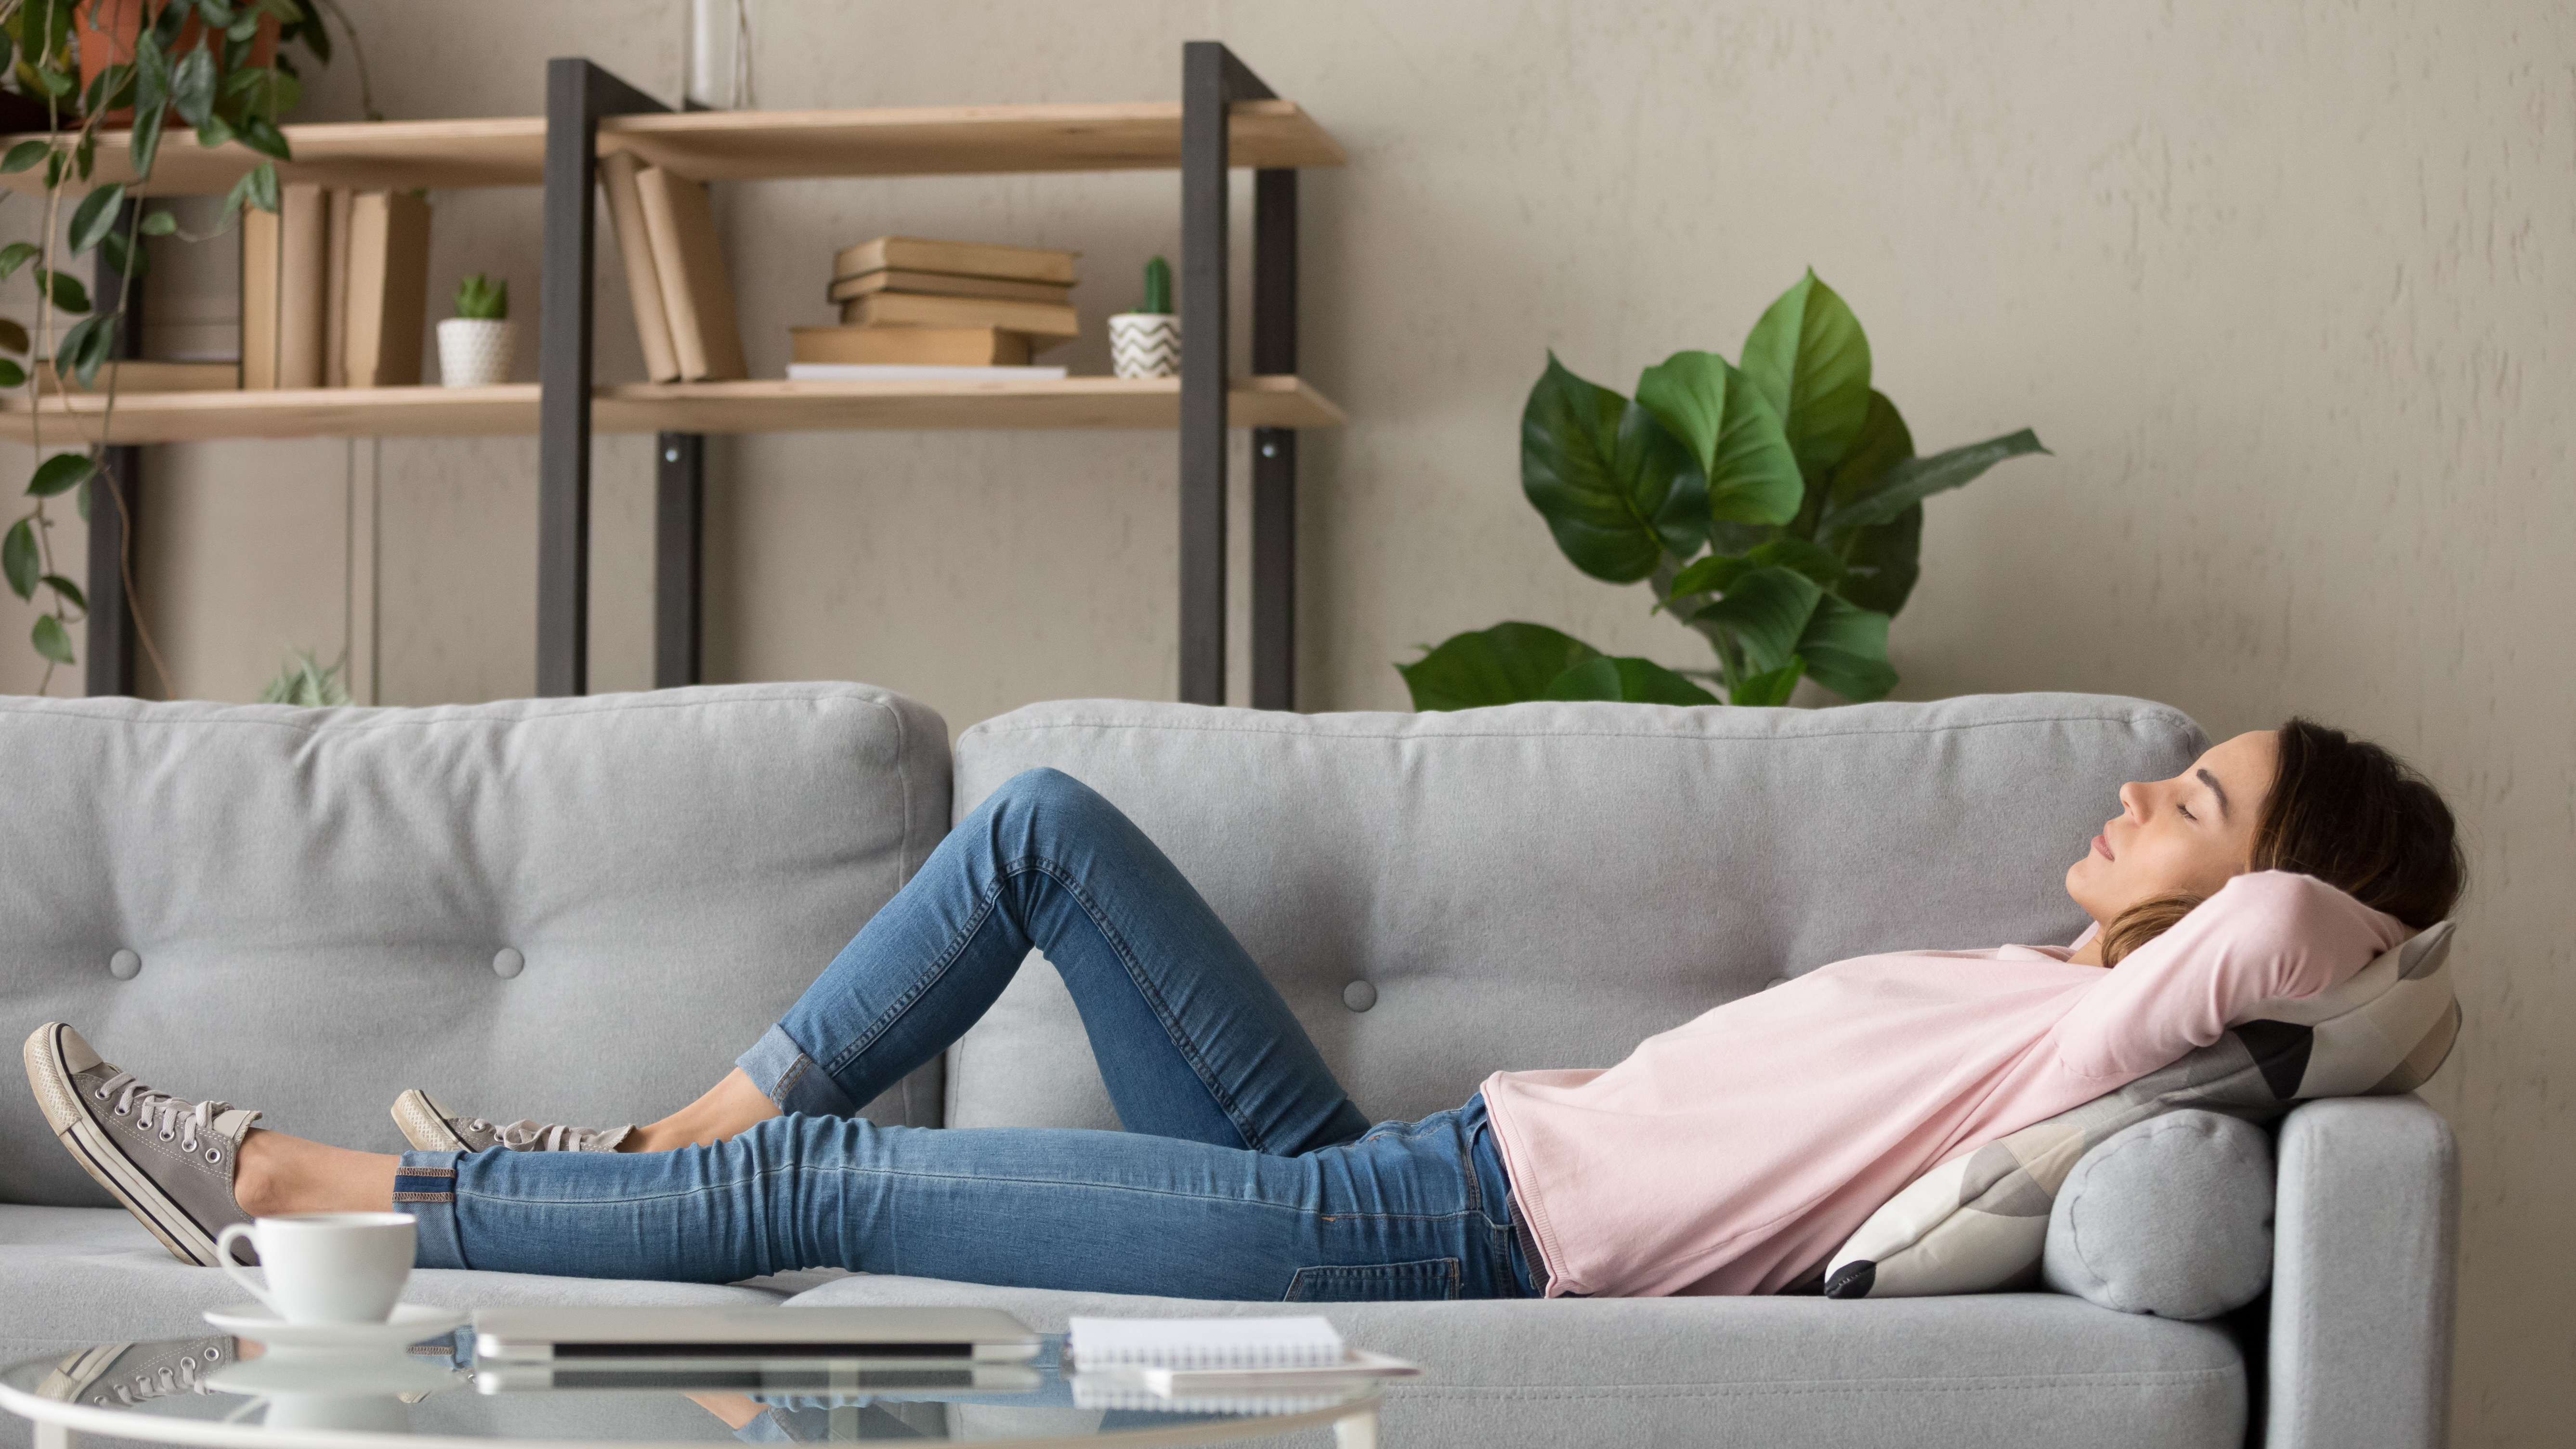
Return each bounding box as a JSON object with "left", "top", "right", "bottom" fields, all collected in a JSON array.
[{"left": 1284, "top": 1257, "right": 1462, "bottom": 1303}]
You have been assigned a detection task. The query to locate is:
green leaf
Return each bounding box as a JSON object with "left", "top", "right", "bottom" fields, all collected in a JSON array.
[
  {"left": 35, "top": 268, "right": 92, "bottom": 313},
  {"left": 285, "top": 0, "right": 331, "bottom": 62},
  {"left": 0, "top": 359, "right": 23, "bottom": 388},
  {"left": 25, "top": 0, "right": 73, "bottom": 58},
  {"left": 1397, "top": 621, "right": 1603, "bottom": 710},
  {"left": 1795, "top": 594, "right": 1898, "bottom": 702},
  {"left": 31, "top": 611, "right": 73, "bottom": 665},
  {"left": 1690, "top": 566, "right": 1824, "bottom": 675},
  {"left": 0, "top": 317, "right": 26, "bottom": 355},
  {"left": 1740, "top": 270, "right": 1873, "bottom": 477},
  {"left": 1541, "top": 655, "right": 1720, "bottom": 706},
  {"left": 60, "top": 311, "right": 116, "bottom": 388},
  {"left": 39, "top": 572, "right": 84, "bottom": 611},
  {"left": 1665, "top": 536, "right": 1844, "bottom": 603},
  {"left": 196, "top": 112, "right": 236, "bottom": 149},
  {"left": 101, "top": 228, "right": 147, "bottom": 280},
  {"left": 0, "top": 140, "right": 51, "bottom": 174},
  {"left": 31, "top": 65, "right": 74, "bottom": 99},
  {"left": 27, "top": 451, "right": 91, "bottom": 497},
  {"left": 2, "top": 517, "right": 36, "bottom": 600},
  {"left": 1832, "top": 502, "right": 1922, "bottom": 616},
  {"left": 68, "top": 183, "right": 126, "bottom": 256},
  {"left": 1729, "top": 657, "right": 1806, "bottom": 707},
  {"left": 1827, "top": 391, "right": 1913, "bottom": 508},
  {"left": 139, "top": 209, "right": 178, "bottom": 236},
  {"left": 1827, "top": 428, "right": 2050, "bottom": 531},
  {"left": 237, "top": 113, "right": 291, "bottom": 160},
  {"left": 75, "top": 477, "right": 90, "bottom": 521},
  {"left": 0, "top": 244, "right": 38, "bottom": 281},
  {"left": 170, "top": 42, "right": 218, "bottom": 128},
  {"left": 129, "top": 98, "right": 168, "bottom": 180},
  {"left": 243, "top": 157, "right": 279, "bottom": 212},
  {"left": 1519, "top": 354, "right": 1705, "bottom": 582},
  {"left": 1635, "top": 349, "right": 1803, "bottom": 527}
]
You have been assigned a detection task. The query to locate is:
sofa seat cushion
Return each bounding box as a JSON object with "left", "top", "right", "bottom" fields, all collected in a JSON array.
[
  {"left": 780, "top": 1274, "right": 2245, "bottom": 1449},
  {"left": 0, "top": 1206, "right": 785, "bottom": 1374}
]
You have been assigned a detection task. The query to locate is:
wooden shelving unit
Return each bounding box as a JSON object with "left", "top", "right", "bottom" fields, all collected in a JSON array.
[
  {"left": 0, "top": 377, "right": 1345, "bottom": 444},
  {"left": 9, "top": 43, "right": 1339, "bottom": 706}
]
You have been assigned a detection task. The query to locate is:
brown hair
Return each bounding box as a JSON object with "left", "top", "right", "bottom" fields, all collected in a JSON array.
[{"left": 2098, "top": 718, "right": 2466, "bottom": 966}]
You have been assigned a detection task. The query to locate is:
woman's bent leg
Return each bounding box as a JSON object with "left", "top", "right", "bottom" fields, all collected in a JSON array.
[
  {"left": 742, "top": 769, "right": 1366, "bottom": 1156},
  {"left": 403, "top": 1106, "right": 1523, "bottom": 1302}
]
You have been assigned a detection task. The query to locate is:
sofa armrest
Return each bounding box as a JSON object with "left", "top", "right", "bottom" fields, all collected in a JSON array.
[{"left": 2267, "top": 1096, "right": 2458, "bottom": 1449}]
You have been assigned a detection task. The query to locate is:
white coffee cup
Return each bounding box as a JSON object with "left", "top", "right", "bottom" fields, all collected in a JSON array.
[{"left": 215, "top": 1213, "right": 417, "bottom": 1324}]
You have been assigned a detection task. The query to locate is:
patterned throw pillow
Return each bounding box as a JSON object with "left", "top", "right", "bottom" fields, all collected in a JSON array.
[{"left": 1822, "top": 920, "right": 2459, "bottom": 1300}]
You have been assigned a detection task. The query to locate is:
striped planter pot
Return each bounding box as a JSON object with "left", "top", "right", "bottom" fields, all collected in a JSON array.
[{"left": 1108, "top": 313, "right": 1180, "bottom": 379}]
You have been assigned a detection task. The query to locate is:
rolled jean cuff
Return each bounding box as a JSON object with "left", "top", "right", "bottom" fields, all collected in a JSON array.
[
  {"left": 395, "top": 1151, "right": 467, "bottom": 1269},
  {"left": 738, "top": 1022, "right": 859, "bottom": 1118}
]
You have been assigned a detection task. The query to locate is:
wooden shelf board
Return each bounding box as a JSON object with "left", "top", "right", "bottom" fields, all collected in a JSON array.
[
  {"left": 0, "top": 376, "right": 1345, "bottom": 444},
  {"left": 0, "top": 101, "right": 1344, "bottom": 197}
]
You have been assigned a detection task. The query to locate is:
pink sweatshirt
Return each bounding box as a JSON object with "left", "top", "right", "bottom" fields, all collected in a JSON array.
[{"left": 1480, "top": 871, "right": 2407, "bottom": 1299}]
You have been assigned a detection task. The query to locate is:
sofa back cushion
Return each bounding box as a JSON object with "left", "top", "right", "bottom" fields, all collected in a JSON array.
[
  {"left": 945, "top": 693, "right": 2207, "bottom": 1131},
  {"left": 0, "top": 684, "right": 951, "bottom": 1207}
]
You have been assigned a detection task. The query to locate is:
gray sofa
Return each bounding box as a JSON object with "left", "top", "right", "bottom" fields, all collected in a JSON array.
[{"left": 0, "top": 684, "right": 2457, "bottom": 1449}]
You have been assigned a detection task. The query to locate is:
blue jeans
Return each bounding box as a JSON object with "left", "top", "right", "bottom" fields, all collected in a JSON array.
[{"left": 403, "top": 769, "right": 1543, "bottom": 1302}]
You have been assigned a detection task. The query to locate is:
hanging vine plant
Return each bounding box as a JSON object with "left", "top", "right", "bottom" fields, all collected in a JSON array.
[{"left": 0, "top": 0, "right": 365, "bottom": 692}]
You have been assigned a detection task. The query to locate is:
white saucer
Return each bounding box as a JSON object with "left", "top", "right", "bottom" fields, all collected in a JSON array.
[{"left": 202, "top": 1303, "right": 467, "bottom": 1354}]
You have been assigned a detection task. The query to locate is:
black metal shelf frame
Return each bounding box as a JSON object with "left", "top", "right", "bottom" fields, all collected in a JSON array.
[{"left": 536, "top": 40, "right": 1303, "bottom": 707}]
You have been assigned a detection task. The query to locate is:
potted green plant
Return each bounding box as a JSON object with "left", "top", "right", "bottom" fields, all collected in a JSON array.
[
  {"left": 436, "top": 273, "right": 510, "bottom": 387},
  {"left": 1, "top": 0, "right": 360, "bottom": 692},
  {"left": 1108, "top": 254, "right": 1177, "bottom": 379},
  {"left": 1398, "top": 271, "right": 2048, "bottom": 709}
]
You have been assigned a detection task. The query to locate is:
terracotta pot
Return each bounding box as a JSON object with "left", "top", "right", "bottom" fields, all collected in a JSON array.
[{"left": 76, "top": 0, "right": 278, "bottom": 128}]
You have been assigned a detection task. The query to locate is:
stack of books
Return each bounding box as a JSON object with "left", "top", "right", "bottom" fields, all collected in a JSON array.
[
  {"left": 601, "top": 152, "right": 750, "bottom": 383},
  {"left": 788, "top": 236, "right": 1078, "bottom": 380},
  {"left": 239, "top": 183, "right": 432, "bottom": 391}
]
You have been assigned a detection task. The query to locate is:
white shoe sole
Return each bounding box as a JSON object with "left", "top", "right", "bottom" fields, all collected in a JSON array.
[
  {"left": 391, "top": 1089, "right": 470, "bottom": 1153},
  {"left": 21, "top": 1023, "right": 219, "bottom": 1267}
]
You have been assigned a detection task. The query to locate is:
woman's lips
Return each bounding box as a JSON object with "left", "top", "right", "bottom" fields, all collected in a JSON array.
[{"left": 2092, "top": 833, "right": 2114, "bottom": 860}]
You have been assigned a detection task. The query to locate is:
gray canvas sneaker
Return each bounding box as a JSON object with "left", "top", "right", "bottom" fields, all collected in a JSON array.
[
  {"left": 37, "top": 1338, "right": 235, "bottom": 1409},
  {"left": 22, "top": 1023, "right": 261, "bottom": 1267},
  {"left": 391, "top": 1089, "right": 632, "bottom": 1154}
]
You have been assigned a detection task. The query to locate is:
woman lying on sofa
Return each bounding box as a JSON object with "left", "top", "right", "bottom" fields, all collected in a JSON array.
[{"left": 26, "top": 718, "right": 2461, "bottom": 1302}]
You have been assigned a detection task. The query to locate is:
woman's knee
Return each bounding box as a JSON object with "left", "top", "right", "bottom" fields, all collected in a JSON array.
[{"left": 983, "top": 767, "right": 1119, "bottom": 827}]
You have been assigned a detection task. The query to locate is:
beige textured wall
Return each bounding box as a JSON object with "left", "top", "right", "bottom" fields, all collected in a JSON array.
[{"left": 0, "top": 2, "right": 2566, "bottom": 1440}]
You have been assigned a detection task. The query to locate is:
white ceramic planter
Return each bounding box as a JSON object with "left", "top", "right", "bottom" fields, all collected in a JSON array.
[
  {"left": 1108, "top": 313, "right": 1180, "bottom": 379},
  {"left": 437, "top": 318, "right": 516, "bottom": 387}
]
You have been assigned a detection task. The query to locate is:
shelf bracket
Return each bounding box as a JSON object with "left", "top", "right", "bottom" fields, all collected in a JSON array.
[
  {"left": 1251, "top": 167, "right": 1296, "bottom": 711},
  {"left": 537, "top": 58, "right": 668, "bottom": 698},
  {"left": 1178, "top": 40, "right": 1277, "bottom": 708}
]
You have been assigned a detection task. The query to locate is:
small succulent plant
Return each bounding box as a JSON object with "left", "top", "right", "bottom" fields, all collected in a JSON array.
[
  {"left": 453, "top": 274, "right": 509, "bottom": 321},
  {"left": 1138, "top": 256, "right": 1172, "bottom": 315}
]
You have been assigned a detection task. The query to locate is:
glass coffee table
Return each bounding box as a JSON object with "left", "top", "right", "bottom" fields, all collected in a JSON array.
[{"left": 0, "top": 1329, "right": 1386, "bottom": 1449}]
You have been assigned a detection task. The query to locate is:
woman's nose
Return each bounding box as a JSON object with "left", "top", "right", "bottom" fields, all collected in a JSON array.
[{"left": 2116, "top": 781, "right": 2143, "bottom": 818}]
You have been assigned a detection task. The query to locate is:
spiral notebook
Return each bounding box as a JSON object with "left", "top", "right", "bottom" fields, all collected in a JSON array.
[{"left": 1065, "top": 1317, "right": 1420, "bottom": 1405}]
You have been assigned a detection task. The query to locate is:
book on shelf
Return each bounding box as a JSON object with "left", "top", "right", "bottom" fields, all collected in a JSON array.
[
  {"left": 342, "top": 191, "right": 431, "bottom": 388},
  {"left": 837, "top": 291, "right": 1079, "bottom": 339},
  {"left": 634, "top": 165, "right": 748, "bottom": 381},
  {"left": 322, "top": 188, "right": 354, "bottom": 388},
  {"left": 274, "top": 182, "right": 329, "bottom": 389},
  {"left": 789, "top": 326, "right": 1032, "bottom": 366},
  {"left": 785, "top": 363, "right": 1069, "bottom": 381},
  {"left": 240, "top": 185, "right": 429, "bottom": 391},
  {"left": 831, "top": 236, "right": 1077, "bottom": 286},
  {"left": 240, "top": 202, "right": 278, "bottom": 390},
  {"left": 825, "top": 269, "right": 1071, "bottom": 306},
  {"left": 599, "top": 151, "right": 681, "bottom": 383}
]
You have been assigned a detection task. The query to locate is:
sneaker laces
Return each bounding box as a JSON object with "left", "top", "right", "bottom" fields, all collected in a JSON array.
[
  {"left": 96, "top": 1071, "right": 230, "bottom": 1156},
  {"left": 465, "top": 1115, "right": 616, "bottom": 1152}
]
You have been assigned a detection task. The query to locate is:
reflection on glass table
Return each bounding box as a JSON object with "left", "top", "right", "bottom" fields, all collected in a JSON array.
[{"left": 0, "top": 1330, "right": 1387, "bottom": 1449}]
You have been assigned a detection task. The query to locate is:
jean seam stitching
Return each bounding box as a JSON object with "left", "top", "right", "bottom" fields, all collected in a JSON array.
[
  {"left": 818, "top": 881, "right": 1007, "bottom": 1086},
  {"left": 1015, "top": 852, "right": 1272, "bottom": 1153}
]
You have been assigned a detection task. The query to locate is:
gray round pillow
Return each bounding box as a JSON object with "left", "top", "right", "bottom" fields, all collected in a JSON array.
[{"left": 2041, "top": 1110, "right": 2275, "bottom": 1319}]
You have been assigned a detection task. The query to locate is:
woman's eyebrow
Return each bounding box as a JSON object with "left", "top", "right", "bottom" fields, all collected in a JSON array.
[{"left": 2196, "top": 767, "right": 2230, "bottom": 819}]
